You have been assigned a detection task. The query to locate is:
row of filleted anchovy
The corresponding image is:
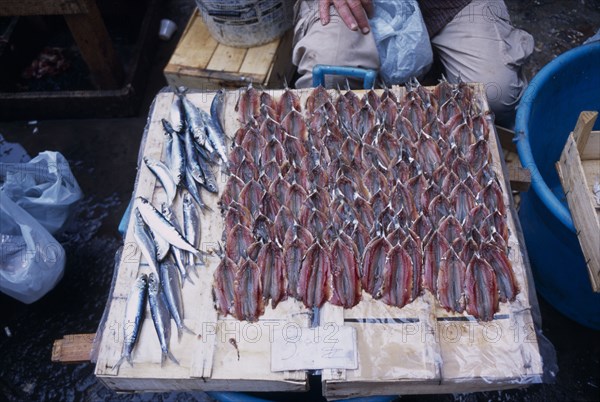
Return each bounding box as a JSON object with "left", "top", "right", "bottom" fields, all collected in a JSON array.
[
  {"left": 215, "top": 80, "right": 518, "bottom": 322},
  {"left": 121, "top": 89, "right": 229, "bottom": 366}
]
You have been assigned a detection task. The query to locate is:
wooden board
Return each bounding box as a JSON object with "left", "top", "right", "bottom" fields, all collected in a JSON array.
[
  {"left": 94, "top": 91, "right": 308, "bottom": 393},
  {"left": 557, "top": 112, "right": 600, "bottom": 292},
  {"left": 95, "top": 85, "right": 543, "bottom": 396},
  {"left": 321, "top": 85, "right": 543, "bottom": 399},
  {"left": 52, "top": 333, "right": 95, "bottom": 364},
  {"left": 163, "top": 9, "right": 295, "bottom": 91}
]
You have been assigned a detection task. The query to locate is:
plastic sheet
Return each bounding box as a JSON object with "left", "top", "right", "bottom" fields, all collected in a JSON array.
[
  {"left": 369, "top": 0, "right": 433, "bottom": 85},
  {"left": 0, "top": 191, "right": 66, "bottom": 304}
]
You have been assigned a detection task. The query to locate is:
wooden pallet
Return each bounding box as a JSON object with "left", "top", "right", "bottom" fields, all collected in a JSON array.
[
  {"left": 94, "top": 86, "right": 543, "bottom": 396},
  {"left": 556, "top": 111, "right": 600, "bottom": 292},
  {"left": 163, "top": 9, "right": 295, "bottom": 91}
]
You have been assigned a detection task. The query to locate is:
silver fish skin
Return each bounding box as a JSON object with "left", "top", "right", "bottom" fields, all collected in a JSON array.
[
  {"left": 151, "top": 226, "right": 170, "bottom": 262},
  {"left": 148, "top": 272, "right": 179, "bottom": 366},
  {"left": 161, "top": 203, "right": 195, "bottom": 284},
  {"left": 144, "top": 156, "right": 177, "bottom": 207},
  {"left": 195, "top": 148, "right": 219, "bottom": 194},
  {"left": 136, "top": 197, "right": 200, "bottom": 256},
  {"left": 170, "top": 95, "right": 186, "bottom": 133},
  {"left": 185, "top": 168, "right": 211, "bottom": 213},
  {"left": 180, "top": 94, "right": 215, "bottom": 154},
  {"left": 207, "top": 89, "right": 229, "bottom": 165},
  {"left": 114, "top": 274, "right": 147, "bottom": 368},
  {"left": 159, "top": 262, "right": 195, "bottom": 339},
  {"left": 133, "top": 208, "right": 159, "bottom": 273},
  {"left": 162, "top": 119, "right": 186, "bottom": 188},
  {"left": 183, "top": 126, "right": 207, "bottom": 187},
  {"left": 183, "top": 193, "right": 201, "bottom": 266}
]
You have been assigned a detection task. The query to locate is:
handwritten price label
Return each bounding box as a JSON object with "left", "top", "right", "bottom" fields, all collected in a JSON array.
[{"left": 270, "top": 325, "right": 358, "bottom": 372}]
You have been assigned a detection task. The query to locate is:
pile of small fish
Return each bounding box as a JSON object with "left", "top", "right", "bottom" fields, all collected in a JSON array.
[
  {"left": 116, "top": 89, "right": 227, "bottom": 368},
  {"left": 214, "top": 80, "right": 519, "bottom": 322}
]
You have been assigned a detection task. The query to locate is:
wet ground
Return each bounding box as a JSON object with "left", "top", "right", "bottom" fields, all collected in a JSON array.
[{"left": 0, "top": 0, "right": 599, "bottom": 401}]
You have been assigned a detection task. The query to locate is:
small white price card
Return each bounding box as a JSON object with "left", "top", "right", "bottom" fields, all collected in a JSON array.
[{"left": 270, "top": 324, "right": 358, "bottom": 372}]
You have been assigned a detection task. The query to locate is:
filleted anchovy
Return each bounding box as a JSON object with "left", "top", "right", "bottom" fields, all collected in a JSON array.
[
  {"left": 136, "top": 197, "right": 200, "bottom": 256},
  {"left": 213, "top": 82, "right": 519, "bottom": 322},
  {"left": 159, "top": 261, "right": 195, "bottom": 339},
  {"left": 147, "top": 272, "right": 179, "bottom": 366},
  {"left": 114, "top": 274, "right": 148, "bottom": 369},
  {"left": 144, "top": 156, "right": 177, "bottom": 207}
]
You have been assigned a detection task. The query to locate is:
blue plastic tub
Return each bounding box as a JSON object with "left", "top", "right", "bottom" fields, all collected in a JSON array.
[{"left": 515, "top": 41, "right": 600, "bottom": 330}]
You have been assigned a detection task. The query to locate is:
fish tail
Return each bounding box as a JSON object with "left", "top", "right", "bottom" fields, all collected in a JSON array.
[
  {"left": 187, "top": 263, "right": 200, "bottom": 279},
  {"left": 114, "top": 354, "right": 130, "bottom": 370},
  {"left": 184, "top": 272, "right": 196, "bottom": 286},
  {"left": 167, "top": 351, "right": 180, "bottom": 366},
  {"left": 183, "top": 324, "right": 196, "bottom": 336}
]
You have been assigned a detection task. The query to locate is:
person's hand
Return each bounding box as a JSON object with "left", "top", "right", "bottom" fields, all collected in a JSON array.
[{"left": 319, "top": 0, "right": 374, "bottom": 34}]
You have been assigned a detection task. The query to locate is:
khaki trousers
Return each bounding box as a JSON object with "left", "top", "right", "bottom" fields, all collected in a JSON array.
[{"left": 292, "top": 0, "right": 534, "bottom": 127}]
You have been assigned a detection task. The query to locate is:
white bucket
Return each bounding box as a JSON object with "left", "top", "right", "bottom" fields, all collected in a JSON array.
[{"left": 195, "top": 0, "right": 294, "bottom": 48}]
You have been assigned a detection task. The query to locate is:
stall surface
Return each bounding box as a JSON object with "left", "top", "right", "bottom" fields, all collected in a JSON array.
[{"left": 0, "top": 0, "right": 599, "bottom": 401}]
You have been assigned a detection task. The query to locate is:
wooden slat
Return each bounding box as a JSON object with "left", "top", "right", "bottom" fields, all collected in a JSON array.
[
  {"left": 582, "top": 131, "right": 600, "bottom": 161},
  {"left": 52, "top": 333, "right": 95, "bottom": 364},
  {"left": 0, "top": 0, "right": 87, "bottom": 16},
  {"left": 206, "top": 45, "right": 247, "bottom": 74},
  {"left": 167, "top": 9, "right": 218, "bottom": 71},
  {"left": 557, "top": 132, "right": 600, "bottom": 292},
  {"left": 164, "top": 11, "right": 294, "bottom": 89},
  {"left": 495, "top": 125, "right": 517, "bottom": 153},
  {"left": 64, "top": 0, "right": 123, "bottom": 89},
  {"left": 572, "top": 111, "right": 598, "bottom": 155},
  {"left": 238, "top": 40, "right": 279, "bottom": 77},
  {"left": 507, "top": 162, "right": 531, "bottom": 192}
]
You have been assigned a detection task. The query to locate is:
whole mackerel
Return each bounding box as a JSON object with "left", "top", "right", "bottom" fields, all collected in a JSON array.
[
  {"left": 133, "top": 208, "right": 159, "bottom": 273},
  {"left": 144, "top": 156, "right": 177, "bottom": 207},
  {"left": 179, "top": 94, "right": 215, "bottom": 154},
  {"left": 114, "top": 274, "right": 148, "bottom": 368},
  {"left": 136, "top": 197, "right": 200, "bottom": 257},
  {"left": 182, "top": 193, "right": 201, "bottom": 267},
  {"left": 159, "top": 261, "right": 195, "bottom": 339},
  {"left": 208, "top": 88, "right": 229, "bottom": 165},
  {"left": 148, "top": 272, "right": 179, "bottom": 366},
  {"left": 161, "top": 119, "right": 186, "bottom": 188},
  {"left": 160, "top": 203, "right": 194, "bottom": 284}
]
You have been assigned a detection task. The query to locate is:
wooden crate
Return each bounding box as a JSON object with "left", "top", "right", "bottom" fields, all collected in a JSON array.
[
  {"left": 163, "top": 9, "right": 295, "bottom": 91},
  {"left": 556, "top": 111, "right": 600, "bottom": 292},
  {"left": 0, "top": 0, "right": 161, "bottom": 120},
  {"left": 94, "top": 86, "right": 543, "bottom": 396}
]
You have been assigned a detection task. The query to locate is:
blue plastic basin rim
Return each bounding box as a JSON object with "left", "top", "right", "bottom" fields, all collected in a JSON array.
[{"left": 515, "top": 41, "right": 600, "bottom": 233}]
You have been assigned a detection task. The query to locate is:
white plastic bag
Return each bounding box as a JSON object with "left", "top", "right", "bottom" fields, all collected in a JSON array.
[
  {"left": 0, "top": 151, "right": 82, "bottom": 235},
  {"left": 369, "top": 0, "right": 433, "bottom": 85},
  {"left": 0, "top": 191, "right": 66, "bottom": 304}
]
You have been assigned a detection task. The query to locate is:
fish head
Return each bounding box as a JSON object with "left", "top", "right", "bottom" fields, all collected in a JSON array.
[
  {"left": 135, "top": 273, "right": 148, "bottom": 290},
  {"left": 147, "top": 272, "right": 159, "bottom": 295}
]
